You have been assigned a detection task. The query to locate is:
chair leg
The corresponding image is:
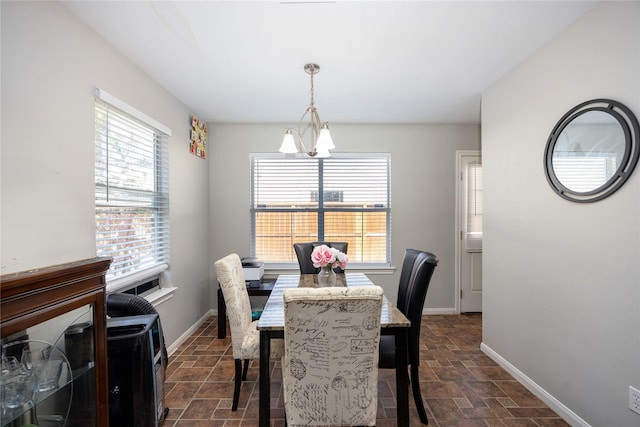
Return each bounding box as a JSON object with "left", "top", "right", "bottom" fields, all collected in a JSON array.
[
  {"left": 232, "top": 359, "right": 242, "bottom": 411},
  {"left": 411, "top": 363, "right": 428, "bottom": 424},
  {"left": 242, "top": 359, "right": 250, "bottom": 381}
]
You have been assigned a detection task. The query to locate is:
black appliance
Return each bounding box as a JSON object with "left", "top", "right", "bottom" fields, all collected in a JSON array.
[
  {"left": 107, "top": 314, "right": 166, "bottom": 427},
  {"left": 64, "top": 321, "right": 96, "bottom": 425}
]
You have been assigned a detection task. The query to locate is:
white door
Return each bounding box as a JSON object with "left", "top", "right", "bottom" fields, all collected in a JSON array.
[{"left": 457, "top": 152, "right": 483, "bottom": 312}]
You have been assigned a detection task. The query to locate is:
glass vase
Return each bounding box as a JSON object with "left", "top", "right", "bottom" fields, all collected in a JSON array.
[{"left": 317, "top": 265, "right": 337, "bottom": 287}]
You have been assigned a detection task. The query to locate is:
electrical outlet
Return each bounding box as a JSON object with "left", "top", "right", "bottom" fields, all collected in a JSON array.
[{"left": 629, "top": 386, "right": 640, "bottom": 415}]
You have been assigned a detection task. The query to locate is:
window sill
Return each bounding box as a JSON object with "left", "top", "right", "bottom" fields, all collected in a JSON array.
[
  {"left": 143, "top": 286, "right": 178, "bottom": 307},
  {"left": 106, "top": 263, "right": 169, "bottom": 294}
]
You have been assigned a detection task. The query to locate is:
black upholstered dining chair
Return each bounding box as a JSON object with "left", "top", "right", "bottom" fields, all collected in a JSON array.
[
  {"left": 379, "top": 249, "right": 438, "bottom": 424},
  {"left": 293, "top": 241, "right": 348, "bottom": 273}
]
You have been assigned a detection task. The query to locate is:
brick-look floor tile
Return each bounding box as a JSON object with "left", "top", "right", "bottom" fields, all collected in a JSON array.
[{"left": 159, "top": 314, "right": 570, "bottom": 427}]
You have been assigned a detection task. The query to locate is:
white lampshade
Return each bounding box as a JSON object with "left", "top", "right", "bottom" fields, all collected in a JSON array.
[
  {"left": 315, "top": 147, "right": 331, "bottom": 158},
  {"left": 315, "top": 123, "right": 335, "bottom": 150},
  {"left": 279, "top": 130, "right": 298, "bottom": 153}
]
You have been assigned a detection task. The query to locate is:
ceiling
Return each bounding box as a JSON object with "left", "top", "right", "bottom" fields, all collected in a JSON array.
[{"left": 63, "top": 1, "right": 599, "bottom": 125}]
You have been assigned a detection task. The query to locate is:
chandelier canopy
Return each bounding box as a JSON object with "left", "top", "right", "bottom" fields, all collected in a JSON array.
[{"left": 279, "top": 63, "right": 335, "bottom": 158}]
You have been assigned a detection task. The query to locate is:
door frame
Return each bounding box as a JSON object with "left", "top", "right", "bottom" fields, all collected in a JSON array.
[{"left": 454, "top": 150, "right": 481, "bottom": 314}]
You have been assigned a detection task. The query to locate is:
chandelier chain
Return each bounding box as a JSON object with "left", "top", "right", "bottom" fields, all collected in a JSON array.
[{"left": 309, "top": 71, "right": 315, "bottom": 108}]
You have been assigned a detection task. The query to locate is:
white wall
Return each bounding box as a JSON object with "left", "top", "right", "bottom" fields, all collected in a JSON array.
[
  {"left": 482, "top": 2, "right": 640, "bottom": 426},
  {"left": 208, "top": 123, "right": 480, "bottom": 310},
  {"left": 0, "top": 1, "right": 211, "bottom": 347}
]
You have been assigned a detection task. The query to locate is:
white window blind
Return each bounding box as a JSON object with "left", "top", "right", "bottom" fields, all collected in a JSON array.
[
  {"left": 95, "top": 92, "right": 170, "bottom": 289},
  {"left": 552, "top": 154, "right": 614, "bottom": 192},
  {"left": 465, "top": 161, "right": 483, "bottom": 252},
  {"left": 251, "top": 153, "right": 391, "bottom": 265}
]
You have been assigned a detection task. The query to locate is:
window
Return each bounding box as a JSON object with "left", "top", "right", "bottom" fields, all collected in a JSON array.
[
  {"left": 94, "top": 89, "right": 171, "bottom": 292},
  {"left": 552, "top": 153, "right": 616, "bottom": 192},
  {"left": 464, "top": 161, "right": 483, "bottom": 252},
  {"left": 250, "top": 153, "right": 391, "bottom": 266}
]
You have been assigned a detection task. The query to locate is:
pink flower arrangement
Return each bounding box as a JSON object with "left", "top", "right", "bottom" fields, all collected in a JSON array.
[{"left": 310, "top": 245, "right": 348, "bottom": 270}]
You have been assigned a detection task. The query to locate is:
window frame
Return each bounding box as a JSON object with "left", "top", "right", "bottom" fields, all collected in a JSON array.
[
  {"left": 94, "top": 89, "right": 171, "bottom": 293},
  {"left": 250, "top": 153, "right": 392, "bottom": 269}
]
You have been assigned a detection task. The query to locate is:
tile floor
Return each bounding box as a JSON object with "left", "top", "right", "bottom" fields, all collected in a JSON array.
[{"left": 160, "top": 314, "right": 569, "bottom": 426}]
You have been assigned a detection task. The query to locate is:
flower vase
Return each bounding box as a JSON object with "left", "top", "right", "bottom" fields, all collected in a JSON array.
[{"left": 317, "top": 265, "right": 337, "bottom": 287}]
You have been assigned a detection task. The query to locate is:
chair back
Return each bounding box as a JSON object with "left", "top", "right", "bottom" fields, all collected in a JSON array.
[
  {"left": 282, "top": 286, "right": 383, "bottom": 426},
  {"left": 293, "top": 241, "right": 348, "bottom": 274},
  {"left": 399, "top": 249, "right": 438, "bottom": 366},
  {"left": 214, "top": 253, "right": 252, "bottom": 359},
  {"left": 396, "top": 248, "right": 423, "bottom": 313}
]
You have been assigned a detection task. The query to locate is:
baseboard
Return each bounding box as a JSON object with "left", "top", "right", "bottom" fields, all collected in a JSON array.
[
  {"left": 480, "top": 342, "right": 590, "bottom": 427},
  {"left": 423, "top": 307, "right": 457, "bottom": 315},
  {"left": 166, "top": 309, "right": 215, "bottom": 356}
]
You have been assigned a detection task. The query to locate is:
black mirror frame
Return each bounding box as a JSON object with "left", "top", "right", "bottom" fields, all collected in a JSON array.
[{"left": 544, "top": 99, "right": 640, "bottom": 203}]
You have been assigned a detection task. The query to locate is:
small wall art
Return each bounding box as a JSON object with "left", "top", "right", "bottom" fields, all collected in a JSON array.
[{"left": 190, "top": 115, "right": 207, "bottom": 159}]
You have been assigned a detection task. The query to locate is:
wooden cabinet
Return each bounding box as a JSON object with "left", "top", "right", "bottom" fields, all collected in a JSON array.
[{"left": 1, "top": 257, "right": 112, "bottom": 427}]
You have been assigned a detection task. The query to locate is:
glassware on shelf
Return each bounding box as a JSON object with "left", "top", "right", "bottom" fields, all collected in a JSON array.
[
  {"left": 1, "top": 340, "right": 74, "bottom": 427},
  {"left": 2, "top": 355, "right": 34, "bottom": 407},
  {"left": 21, "top": 346, "right": 64, "bottom": 393},
  {"left": 1, "top": 354, "right": 37, "bottom": 423}
]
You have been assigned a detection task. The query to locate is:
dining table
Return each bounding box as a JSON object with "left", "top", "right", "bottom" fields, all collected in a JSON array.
[{"left": 257, "top": 273, "right": 411, "bottom": 426}]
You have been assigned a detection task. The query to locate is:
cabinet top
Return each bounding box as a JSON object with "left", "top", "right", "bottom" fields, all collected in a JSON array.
[
  {"left": 1, "top": 257, "right": 112, "bottom": 292},
  {"left": 1, "top": 257, "right": 112, "bottom": 336}
]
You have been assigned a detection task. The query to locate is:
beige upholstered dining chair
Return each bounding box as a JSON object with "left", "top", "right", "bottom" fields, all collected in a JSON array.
[
  {"left": 282, "top": 286, "right": 383, "bottom": 426},
  {"left": 214, "top": 253, "right": 283, "bottom": 411}
]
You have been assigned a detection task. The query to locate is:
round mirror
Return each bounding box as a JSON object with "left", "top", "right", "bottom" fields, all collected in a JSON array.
[{"left": 544, "top": 99, "right": 640, "bottom": 202}]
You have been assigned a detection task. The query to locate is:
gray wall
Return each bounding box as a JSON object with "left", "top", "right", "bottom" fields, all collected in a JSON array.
[
  {"left": 0, "top": 1, "right": 480, "bottom": 351},
  {"left": 9, "top": 2, "right": 635, "bottom": 424},
  {"left": 208, "top": 123, "right": 479, "bottom": 310},
  {"left": 1, "top": 1, "right": 211, "bottom": 347},
  {"left": 482, "top": 2, "right": 640, "bottom": 426}
]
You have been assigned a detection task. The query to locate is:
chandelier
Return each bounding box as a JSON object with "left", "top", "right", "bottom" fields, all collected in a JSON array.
[{"left": 279, "top": 63, "right": 335, "bottom": 158}]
